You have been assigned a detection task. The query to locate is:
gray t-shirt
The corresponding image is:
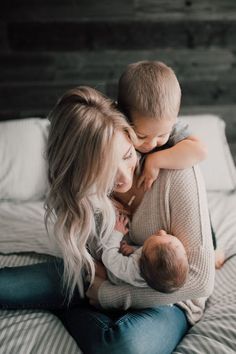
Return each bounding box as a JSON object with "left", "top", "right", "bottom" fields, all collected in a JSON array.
[
  {"left": 158, "top": 119, "right": 190, "bottom": 150},
  {"left": 136, "top": 119, "right": 190, "bottom": 172}
]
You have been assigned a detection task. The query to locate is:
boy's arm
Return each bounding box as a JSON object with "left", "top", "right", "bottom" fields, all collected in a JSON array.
[
  {"left": 138, "top": 135, "right": 207, "bottom": 190},
  {"left": 149, "top": 135, "right": 207, "bottom": 170}
]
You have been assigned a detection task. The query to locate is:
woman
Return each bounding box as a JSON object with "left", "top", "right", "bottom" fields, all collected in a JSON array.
[{"left": 0, "top": 87, "right": 215, "bottom": 354}]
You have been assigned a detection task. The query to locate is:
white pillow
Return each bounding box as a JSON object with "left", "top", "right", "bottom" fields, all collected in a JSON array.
[
  {"left": 180, "top": 114, "right": 236, "bottom": 191},
  {"left": 0, "top": 118, "right": 49, "bottom": 201}
]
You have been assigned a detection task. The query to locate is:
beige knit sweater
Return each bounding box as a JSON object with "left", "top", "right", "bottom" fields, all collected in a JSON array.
[{"left": 98, "top": 166, "right": 215, "bottom": 325}]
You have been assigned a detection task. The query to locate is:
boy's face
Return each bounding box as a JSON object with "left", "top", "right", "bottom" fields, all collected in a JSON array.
[{"left": 130, "top": 112, "right": 177, "bottom": 153}]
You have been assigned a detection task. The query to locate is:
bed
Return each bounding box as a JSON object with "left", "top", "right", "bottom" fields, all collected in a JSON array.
[{"left": 0, "top": 115, "right": 236, "bottom": 353}]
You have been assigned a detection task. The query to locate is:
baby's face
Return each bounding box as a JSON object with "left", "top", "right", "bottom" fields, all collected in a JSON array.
[
  {"left": 130, "top": 112, "right": 176, "bottom": 153},
  {"left": 143, "top": 230, "right": 186, "bottom": 260}
]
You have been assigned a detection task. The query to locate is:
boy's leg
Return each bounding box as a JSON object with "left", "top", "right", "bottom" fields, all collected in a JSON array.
[
  {"left": 59, "top": 304, "right": 189, "bottom": 354},
  {"left": 0, "top": 259, "right": 82, "bottom": 309}
]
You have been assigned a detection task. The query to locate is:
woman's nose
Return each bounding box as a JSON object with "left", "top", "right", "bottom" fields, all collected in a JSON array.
[{"left": 117, "top": 164, "right": 133, "bottom": 184}]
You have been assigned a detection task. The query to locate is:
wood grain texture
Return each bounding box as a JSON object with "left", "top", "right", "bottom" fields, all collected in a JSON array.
[
  {"left": 1, "top": 0, "right": 236, "bottom": 160},
  {"left": 6, "top": 20, "right": 236, "bottom": 51}
]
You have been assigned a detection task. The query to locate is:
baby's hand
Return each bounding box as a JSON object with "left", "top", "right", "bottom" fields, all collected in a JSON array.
[
  {"left": 137, "top": 154, "right": 160, "bottom": 190},
  {"left": 119, "top": 240, "right": 134, "bottom": 256},
  {"left": 115, "top": 213, "right": 129, "bottom": 235}
]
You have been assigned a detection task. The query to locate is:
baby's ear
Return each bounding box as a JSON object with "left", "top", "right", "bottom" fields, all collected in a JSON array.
[{"left": 158, "top": 229, "right": 167, "bottom": 236}]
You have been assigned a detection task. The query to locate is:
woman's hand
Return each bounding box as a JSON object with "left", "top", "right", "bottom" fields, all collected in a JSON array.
[
  {"left": 95, "top": 260, "right": 107, "bottom": 279},
  {"left": 86, "top": 276, "right": 105, "bottom": 309}
]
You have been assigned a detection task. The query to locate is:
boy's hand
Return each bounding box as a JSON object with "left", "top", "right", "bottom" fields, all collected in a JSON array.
[
  {"left": 137, "top": 154, "right": 160, "bottom": 190},
  {"left": 115, "top": 213, "right": 129, "bottom": 235},
  {"left": 119, "top": 240, "right": 134, "bottom": 256}
]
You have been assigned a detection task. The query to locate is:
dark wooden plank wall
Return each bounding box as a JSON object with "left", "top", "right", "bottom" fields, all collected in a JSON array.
[{"left": 1, "top": 0, "right": 236, "bottom": 160}]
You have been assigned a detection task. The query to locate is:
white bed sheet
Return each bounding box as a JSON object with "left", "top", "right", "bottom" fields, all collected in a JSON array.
[
  {"left": 0, "top": 201, "right": 60, "bottom": 257},
  {"left": 1, "top": 192, "right": 236, "bottom": 258},
  {"left": 1, "top": 192, "right": 236, "bottom": 354},
  {"left": 208, "top": 191, "right": 236, "bottom": 257}
]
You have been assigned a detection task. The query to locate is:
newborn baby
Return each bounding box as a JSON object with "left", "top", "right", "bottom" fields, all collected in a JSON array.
[{"left": 102, "top": 214, "right": 189, "bottom": 293}]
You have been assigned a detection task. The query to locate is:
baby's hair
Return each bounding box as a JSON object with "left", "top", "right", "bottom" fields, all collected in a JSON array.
[
  {"left": 45, "top": 86, "right": 137, "bottom": 300},
  {"left": 140, "top": 240, "right": 189, "bottom": 293},
  {"left": 118, "top": 60, "right": 181, "bottom": 122}
]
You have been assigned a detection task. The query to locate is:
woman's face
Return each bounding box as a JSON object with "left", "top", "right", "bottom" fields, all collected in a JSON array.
[{"left": 113, "top": 131, "right": 137, "bottom": 193}]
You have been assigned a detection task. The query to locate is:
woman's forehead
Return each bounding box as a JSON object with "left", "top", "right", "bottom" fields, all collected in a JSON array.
[{"left": 114, "top": 131, "right": 132, "bottom": 154}]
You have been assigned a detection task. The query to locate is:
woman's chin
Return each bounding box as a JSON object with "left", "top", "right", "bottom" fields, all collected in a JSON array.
[{"left": 114, "top": 182, "right": 132, "bottom": 194}]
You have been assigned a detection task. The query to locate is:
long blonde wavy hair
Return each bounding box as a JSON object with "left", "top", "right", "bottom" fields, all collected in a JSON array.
[{"left": 45, "top": 86, "right": 136, "bottom": 300}]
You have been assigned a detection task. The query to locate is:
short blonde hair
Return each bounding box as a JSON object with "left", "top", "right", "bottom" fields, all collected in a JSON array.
[
  {"left": 118, "top": 60, "right": 181, "bottom": 121},
  {"left": 45, "top": 86, "right": 136, "bottom": 300}
]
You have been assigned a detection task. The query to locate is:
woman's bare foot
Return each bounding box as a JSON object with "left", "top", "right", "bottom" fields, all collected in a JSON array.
[{"left": 215, "top": 249, "right": 225, "bottom": 269}]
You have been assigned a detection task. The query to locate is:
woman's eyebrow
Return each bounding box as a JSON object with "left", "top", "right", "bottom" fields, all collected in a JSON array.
[{"left": 124, "top": 145, "right": 132, "bottom": 157}]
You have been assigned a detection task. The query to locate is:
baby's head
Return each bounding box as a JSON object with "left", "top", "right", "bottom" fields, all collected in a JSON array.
[
  {"left": 140, "top": 230, "right": 189, "bottom": 293},
  {"left": 118, "top": 61, "right": 181, "bottom": 153}
]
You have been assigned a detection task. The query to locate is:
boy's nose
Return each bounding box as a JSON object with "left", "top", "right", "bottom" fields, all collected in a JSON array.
[{"left": 146, "top": 138, "right": 158, "bottom": 149}]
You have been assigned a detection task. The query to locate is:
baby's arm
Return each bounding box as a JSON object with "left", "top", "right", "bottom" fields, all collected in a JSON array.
[{"left": 102, "top": 227, "right": 146, "bottom": 287}]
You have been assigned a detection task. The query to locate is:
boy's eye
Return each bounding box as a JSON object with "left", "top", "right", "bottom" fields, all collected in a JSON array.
[
  {"left": 137, "top": 136, "right": 146, "bottom": 140},
  {"left": 159, "top": 133, "right": 169, "bottom": 138}
]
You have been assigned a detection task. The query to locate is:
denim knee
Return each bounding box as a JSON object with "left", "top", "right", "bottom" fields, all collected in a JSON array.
[{"left": 61, "top": 305, "right": 189, "bottom": 354}]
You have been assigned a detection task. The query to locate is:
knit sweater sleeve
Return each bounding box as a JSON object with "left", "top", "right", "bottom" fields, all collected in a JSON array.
[{"left": 98, "top": 166, "right": 215, "bottom": 310}]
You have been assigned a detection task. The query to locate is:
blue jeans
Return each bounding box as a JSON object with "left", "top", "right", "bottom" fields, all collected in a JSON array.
[{"left": 0, "top": 260, "right": 189, "bottom": 354}]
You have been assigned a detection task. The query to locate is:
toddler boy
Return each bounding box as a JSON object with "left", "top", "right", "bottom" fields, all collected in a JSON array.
[{"left": 118, "top": 60, "right": 207, "bottom": 190}]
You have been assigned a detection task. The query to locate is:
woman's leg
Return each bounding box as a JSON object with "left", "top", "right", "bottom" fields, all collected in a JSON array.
[
  {"left": 0, "top": 259, "right": 82, "bottom": 309},
  {"left": 59, "top": 304, "right": 189, "bottom": 354}
]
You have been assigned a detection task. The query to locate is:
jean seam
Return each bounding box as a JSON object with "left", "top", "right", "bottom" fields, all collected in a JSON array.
[{"left": 84, "top": 312, "right": 112, "bottom": 330}]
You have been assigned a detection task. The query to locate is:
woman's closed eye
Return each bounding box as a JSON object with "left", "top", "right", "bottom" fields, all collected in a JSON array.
[
  {"left": 123, "top": 150, "right": 133, "bottom": 160},
  {"left": 122, "top": 145, "right": 133, "bottom": 160}
]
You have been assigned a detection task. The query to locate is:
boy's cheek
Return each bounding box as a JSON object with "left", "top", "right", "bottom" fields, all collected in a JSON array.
[{"left": 134, "top": 140, "right": 144, "bottom": 149}]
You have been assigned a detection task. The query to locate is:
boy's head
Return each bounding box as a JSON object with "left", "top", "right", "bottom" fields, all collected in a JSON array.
[
  {"left": 140, "top": 230, "right": 189, "bottom": 293},
  {"left": 118, "top": 61, "right": 181, "bottom": 153}
]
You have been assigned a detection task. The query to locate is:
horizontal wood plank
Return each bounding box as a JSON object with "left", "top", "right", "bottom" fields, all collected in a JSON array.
[
  {"left": 7, "top": 20, "right": 236, "bottom": 51},
  {"left": 0, "top": 49, "right": 234, "bottom": 82}
]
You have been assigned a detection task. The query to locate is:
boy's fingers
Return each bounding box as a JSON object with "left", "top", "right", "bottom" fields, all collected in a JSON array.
[
  {"left": 137, "top": 175, "right": 145, "bottom": 188},
  {"left": 147, "top": 178, "right": 154, "bottom": 190}
]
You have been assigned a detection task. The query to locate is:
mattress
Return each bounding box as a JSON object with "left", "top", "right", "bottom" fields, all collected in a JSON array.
[
  {"left": 174, "top": 191, "right": 236, "bottom": 354},
  {"left": 0, "top": 192, "right": 236, "bottom": 354},
  {"left": 0, "top": 202, "right": 80, "bottom": 354}
]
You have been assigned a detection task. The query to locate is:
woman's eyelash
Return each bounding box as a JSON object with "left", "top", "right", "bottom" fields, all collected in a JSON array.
[{"left": 123, "top": 151, "right": 133, "bottom": 160}]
